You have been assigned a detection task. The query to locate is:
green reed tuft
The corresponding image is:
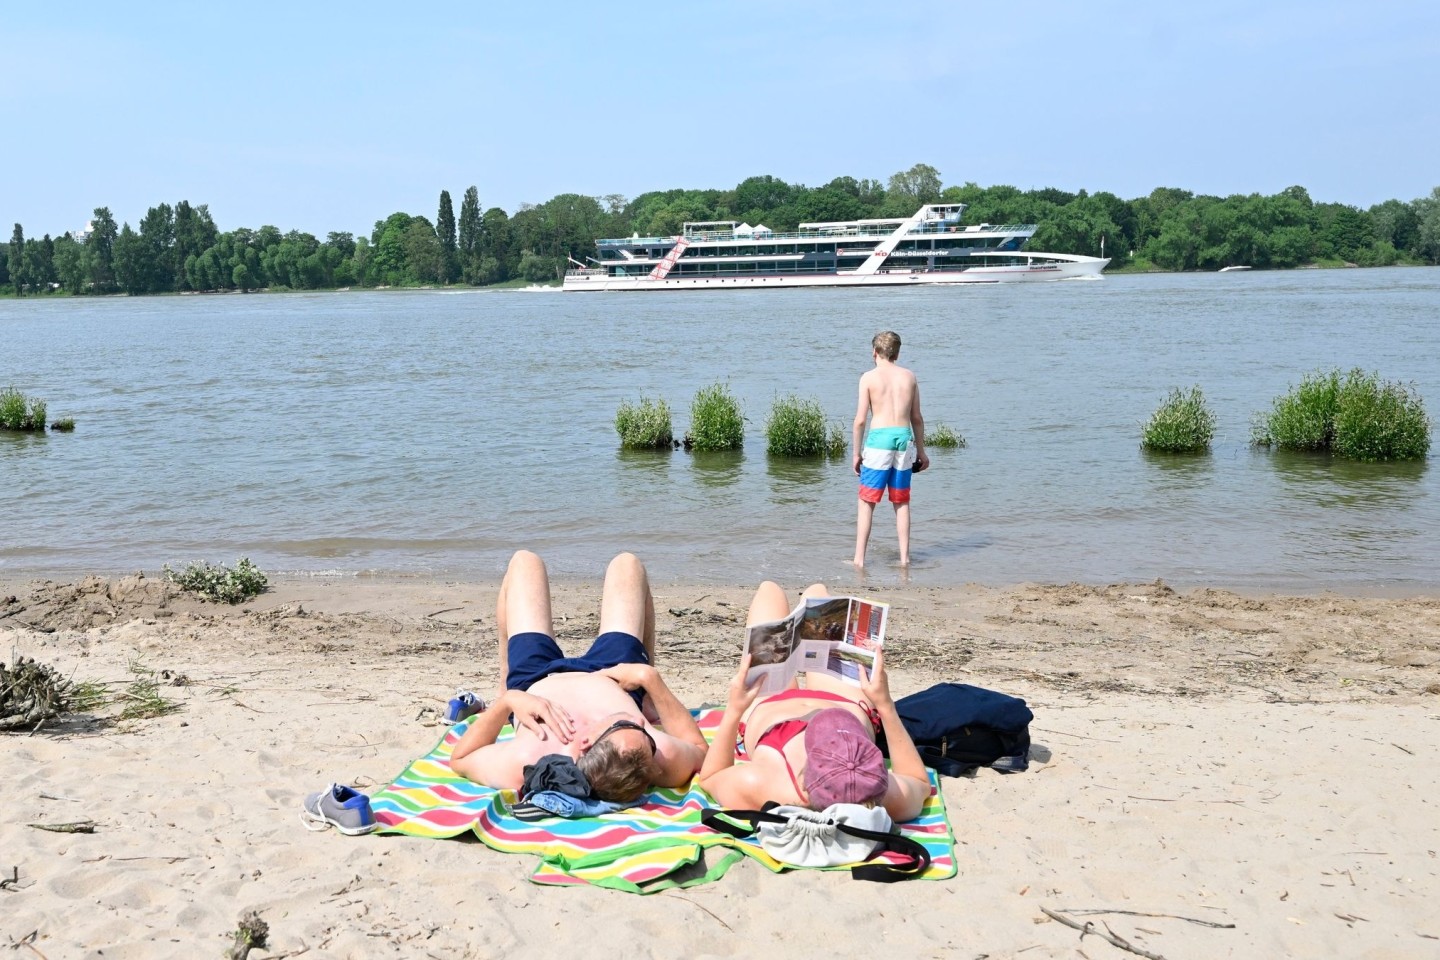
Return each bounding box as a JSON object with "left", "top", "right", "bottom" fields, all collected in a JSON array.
[
  {"left": 1, "top": 388, "right": 46, "bottom": 431},
  {"left": 614, "top": 396, "right": 673, "bottom": 449},
  {"left": 928, "top": 423, "right": 967, "bottom": 449},
  {"left": 1333, "top": 371, "right": 1430, "bottom": 461},
  {"left": 1141, "top": 387, "right": 1216, "bottom": 453},
  {"left": 686, "top": 382, "right": 744, "bottom": 451},
  {"left": 765, "top": 395, "right": 835, "bottom": 457},
  {"left": 50, "top": 418, "right": 75, "bottom": 432},
  {"left": 1257, "top": 369, "right": 1430, "bottom": 461}
]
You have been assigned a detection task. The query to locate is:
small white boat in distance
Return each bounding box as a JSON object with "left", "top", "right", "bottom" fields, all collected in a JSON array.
[
  {"left": 1219, "top": 265, "right": 1253, "bottom": 272},
  {"left": 563, "top": 203, "right": 1109, "bottom": 291}
]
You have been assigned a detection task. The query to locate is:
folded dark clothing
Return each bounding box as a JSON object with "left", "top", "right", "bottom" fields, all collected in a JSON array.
[{"left": 521, "top": 754, "right": 591, "bottom": 800}]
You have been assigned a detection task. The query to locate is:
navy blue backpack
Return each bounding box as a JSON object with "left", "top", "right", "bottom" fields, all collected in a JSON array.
[{"left": 887, "top": 683, "right": 1033, "bottom": 776}]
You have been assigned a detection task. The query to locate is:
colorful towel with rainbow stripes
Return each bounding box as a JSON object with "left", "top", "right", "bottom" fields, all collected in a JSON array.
[{"left": 369, "top": 707, "right": 956, "bottom": 893}]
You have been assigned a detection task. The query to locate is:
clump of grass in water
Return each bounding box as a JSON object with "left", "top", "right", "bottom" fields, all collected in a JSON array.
[
  {"left": 1141, "top": 387, "right": 1215, "bottom": 453},
  {"left": 1333, "top": 371, "right": 1431, "bottom": 461},
  {"left": 614, "top": 395, "right": 673, "bottom": 449},
  {"left": 0, "top": 387, "right": 46, "bottom": 432},
  {"left": 928, "top": 424, "right": 967, "bottom": 449},
  {"left": 765, "top": 394, "right": 840, "bottom": 457},
  {"left": 825, "top": 422, "right": 847, "bottom": 458},
  {"left": 50, "top": 417, "right": 75, "bottom": 431},
  {"left": 163, "top": 557, "right": 269, "bottom": 604},
  {"left": 1256, "top": 370, "right": 1340, "bottom": 451},
  {"left": 1255, "top": 368, "right": 1430, "bottom": 461},
  {"left": 686, "top": 382, "right": 744, "bottom": 451}
]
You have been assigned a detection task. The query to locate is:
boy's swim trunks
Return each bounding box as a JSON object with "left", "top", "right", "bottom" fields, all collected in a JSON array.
[{"left": 858, "top": 427, "right": 916, "bottom": 504}]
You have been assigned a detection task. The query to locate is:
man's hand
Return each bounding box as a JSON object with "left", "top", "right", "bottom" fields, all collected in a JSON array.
[
  {"left": 914, "top": 451, "right": 929, "bottom": 473},
  {"left": 504, "top": 690, "right": 575, "bottom": 743},
  {"left": 597, "top": 662, "right": 658, "bottom": 692},
  {"left": 852, "top": 454, "right": 863, "bottom": 476},
  {"left": 857, "top": 648, "right": 896, "bottom": 712}
]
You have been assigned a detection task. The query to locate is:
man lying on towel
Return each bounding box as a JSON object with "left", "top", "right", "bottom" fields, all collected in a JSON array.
[{"left": 450, "top": 550, "right": 707, "bottom": 804}]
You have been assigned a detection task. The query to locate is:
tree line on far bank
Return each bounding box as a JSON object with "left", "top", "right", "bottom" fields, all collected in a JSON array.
[{"left": 4, "top": 165, "right": 1440, "bottom": 297}]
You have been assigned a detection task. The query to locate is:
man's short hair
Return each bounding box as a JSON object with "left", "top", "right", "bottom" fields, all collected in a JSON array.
[
  {"left": 577, "top": 740, "right": 653, "bottom": 803},
  {"left": 872, "top": 331, "right": 901, "bottom": 361}
]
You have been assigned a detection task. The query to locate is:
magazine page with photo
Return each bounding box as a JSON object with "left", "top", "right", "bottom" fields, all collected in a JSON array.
[{"left": 742, "top": 595, "right": 889, "bottom": 694}]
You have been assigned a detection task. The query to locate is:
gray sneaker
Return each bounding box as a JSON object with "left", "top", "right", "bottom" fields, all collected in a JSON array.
[{"left": 300, "top": 783, "right": 379, "bottom": 835}]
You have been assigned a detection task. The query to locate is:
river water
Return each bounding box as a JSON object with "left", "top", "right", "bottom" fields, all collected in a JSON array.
[{"left": 3, "top": 268, "right": 1437, "bottom": 591}]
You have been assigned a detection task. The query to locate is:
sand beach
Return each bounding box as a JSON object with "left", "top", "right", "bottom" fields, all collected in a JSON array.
[{"left": 3, "top": 572, "right": 1439, "bottom": 959}]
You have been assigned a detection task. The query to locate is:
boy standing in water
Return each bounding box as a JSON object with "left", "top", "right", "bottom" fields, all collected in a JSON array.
[{"left": 853, "top": 330, "right": 928, "bottom": 568}]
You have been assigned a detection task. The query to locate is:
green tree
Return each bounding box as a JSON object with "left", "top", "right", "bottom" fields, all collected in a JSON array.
[
  {"left": 1369, "top": 198, "right": 1419, "bottom": 256},
  {"left": 437, "top": 189, "right": 457, "bottom": 284},
  {"left": 885, "top": 163, "right": 943, "bottom": 213},
  {"left": 138, "top": 203, "right": 175, "bottom": 292},
  {"left": 23, "top": 233, "right": 56, "bottom": 291},
  {"left": 370, "top": 212, "right": 416, "bottom": 284},
  {"left": 52, "top": 233, "right": 87, "bottom": 293},
  {"left": 458, "top": 185, "right": 481, "bottom": 283},
  {"left": 8, "top": 224, "right": 26, "bottom": 294},
  {"left": 478, "top": 207, "right": 512, "bottom": 280},
  {"left": 173, "top": 201, "right": 218, "bottom": 290},
  {"left": 87, "top": 207, "right": 118, "bottom": 292},
  {"left": 401, "top": 217, "right": 442, "bottom": 283},
  {"left": 1415, "top": 186, "right": 1440, "bottom": 264},
  {"left": 112, "top": 224, "right": 147, "bottom": 295},
  {"left": 733, "top": 175, "right": 794, "bottom": 219}
]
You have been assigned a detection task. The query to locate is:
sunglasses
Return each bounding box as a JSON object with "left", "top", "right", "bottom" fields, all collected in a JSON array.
[{"left": 593, "top": 719, "right": 657, "bottom": 757}]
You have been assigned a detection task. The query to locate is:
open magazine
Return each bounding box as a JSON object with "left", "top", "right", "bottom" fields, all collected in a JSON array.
[{"left": 743, "top": 595, "right": 889, "bottom": 695}]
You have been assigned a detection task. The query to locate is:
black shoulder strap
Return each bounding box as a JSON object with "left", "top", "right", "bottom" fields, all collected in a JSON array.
[{"left": 699, "top": 806, "right": 932, "bottom": 882}]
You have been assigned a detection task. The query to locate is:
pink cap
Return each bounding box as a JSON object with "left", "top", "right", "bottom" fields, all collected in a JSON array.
[{"left": 803, "top": 708, "right": 888, "bottom": 809}]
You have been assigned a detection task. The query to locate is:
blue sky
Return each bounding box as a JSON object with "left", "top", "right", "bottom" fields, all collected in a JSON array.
[{"left": 4, "top": 1, "right": 1437, "bottom": 238}]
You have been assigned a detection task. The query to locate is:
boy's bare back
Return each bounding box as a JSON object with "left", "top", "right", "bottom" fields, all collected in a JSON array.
[{"left": 858, "top": 362, "right": 919, "bottom": 430}]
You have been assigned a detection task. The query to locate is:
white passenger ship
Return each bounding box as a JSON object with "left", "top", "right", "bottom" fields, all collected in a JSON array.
[{"left": 562, "top": 203, "right": 1108, "bottom": 291}]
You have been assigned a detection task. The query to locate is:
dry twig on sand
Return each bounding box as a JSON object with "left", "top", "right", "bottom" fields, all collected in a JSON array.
[
  {"left": 1042, "top": 906, "right": 1169, "bottom": 960},
  {"left": 27, "top": 820, "right": 96, "bottom": 834}
]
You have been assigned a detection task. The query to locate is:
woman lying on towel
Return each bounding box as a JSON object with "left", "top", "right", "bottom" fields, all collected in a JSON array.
[{"left": 698, "top": 581, "right": 931, "bottom": 823}]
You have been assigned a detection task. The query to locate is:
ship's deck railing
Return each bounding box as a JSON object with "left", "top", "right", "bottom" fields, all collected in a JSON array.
[{"left": 603, "top": 223, "right": 1036, "bottom": 247}]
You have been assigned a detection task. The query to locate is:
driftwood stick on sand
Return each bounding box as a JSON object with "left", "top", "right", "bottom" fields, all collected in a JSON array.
[
  {"left": 27, "top": 820, "right": 96, "bottom": 834},
  {"left": 1041, "top": 907, "right": 1168, "bottom": 960},
  {"left": 1055, "top": 907, "right": 1235, "bottom": 929}
]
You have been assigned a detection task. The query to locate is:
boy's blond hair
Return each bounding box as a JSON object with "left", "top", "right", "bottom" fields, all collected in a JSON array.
[{"left": 872, "top": 331, "right": 901, "bottom": 361}]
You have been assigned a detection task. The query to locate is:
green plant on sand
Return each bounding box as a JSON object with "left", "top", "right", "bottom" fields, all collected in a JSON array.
[{"left": 163, "top": 557, "right": 269, "bottom": 604}]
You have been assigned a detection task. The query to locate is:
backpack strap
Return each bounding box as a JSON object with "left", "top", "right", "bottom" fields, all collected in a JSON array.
[{"left": 699, "top": 806, "right": 932, "bottom": 882}]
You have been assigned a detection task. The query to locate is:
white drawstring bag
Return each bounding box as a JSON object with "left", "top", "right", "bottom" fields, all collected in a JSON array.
[
  {"left": 755, "top": 803, "right": 894, "bottom": 866},
  {"left": 701, "top": 802, "right": 930, "bottom": 881}
]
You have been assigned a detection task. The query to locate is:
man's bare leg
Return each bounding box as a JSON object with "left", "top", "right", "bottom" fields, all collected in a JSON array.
[
  {"left": 599, "top": 552, "right": 655, "bottom": 664},
  {"left": 853, "top": 498, "right": 876, "bottom": 568},
  {"left": 496, "top": 550, "right": 553, "bottom": 692},
  {"left": 895, "top": 501, "right": 911, "bottom": 567}
]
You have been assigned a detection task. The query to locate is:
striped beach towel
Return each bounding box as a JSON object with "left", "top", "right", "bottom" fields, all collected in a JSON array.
[{"left": 369, "top": 707, "right": 956, "bottom": 892}]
